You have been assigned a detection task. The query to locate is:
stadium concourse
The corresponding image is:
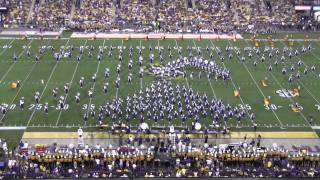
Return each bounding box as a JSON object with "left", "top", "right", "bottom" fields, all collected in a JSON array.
[{"left": 0, "top": 0, "right": 320, "bottom": 179}]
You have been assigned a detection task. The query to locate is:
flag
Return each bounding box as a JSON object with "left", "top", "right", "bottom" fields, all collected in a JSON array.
[
  {"left": 269, "top": 41, "right": 274, "bottom": 48},
  {"left": 292, "top": 106, "right": 300, "bottom": 112},
  {"left": 263, "top": 97, "right": 270, "bottom": 106},
  {"left": 10, "top": 82, "right": 17, "bottom": 89},
  {"left": 289, "top": 41, "right": 294, "bottom": 47},
  {"left": 255, "top": 41, "right": 259, "bottom": 48},
  {"left": 293, "top": 88, "right": 300, "bottom": 96},
  {"left": 234, "top": 90, "right": 240, "bottom": 97},
  {"left": 260, "top": 79, "right": 268, "bottom": 87}
]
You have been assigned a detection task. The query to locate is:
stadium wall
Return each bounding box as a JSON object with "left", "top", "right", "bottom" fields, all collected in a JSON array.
[
  {"left": 0, "top": 30, "right": 61, "bottom": 36},
  {"left": 70, "top": 32, "right": 243, "bottom": 39}
]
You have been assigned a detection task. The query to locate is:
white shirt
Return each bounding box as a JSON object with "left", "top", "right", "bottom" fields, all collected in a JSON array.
[{"left": 77, "top": 128, "right": 83, "bottom": 136}]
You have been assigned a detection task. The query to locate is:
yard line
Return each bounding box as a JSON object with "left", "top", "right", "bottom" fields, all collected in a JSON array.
[
  {"left": 115, "top": 40, "right": 124, "bottom": 99},
  {"left": 299, "top": 41, "right": 320, "bottom": 63},
  {"left": 290, "top": 41, "right": 320, "bottom": 105},
  {"left": 192, "top": 39, "right": 217, "bottom": 99},
  {"left": 279, "top": 41, "right": 320, "bottom": 110},
  {"left": 258, "top": 59, "right": 312, "bottom": 127},
  {"left": 294, "top": 41, "right": 319, "bottom": 77},
  {"left": 0, "top": 39, "right": 15, "bottom": 56},
  {"left": 26, "top": 39, "right": 71, "bottom": 127},
  {"left": 55, "top": 40, "right": 88, "bottom": 126},
  {"left": 226, "top": 40, "right": 284, "bottom": 127},
  {"left": 174, "top": 39, "right": 190, "bottom": 89},
  {"left": 84, "top": 39, "right": 106, "bottom": 122},
  {"left": 0, "top": 40, "right": 51, "bottom": 123},
  {"left": 139, "top": 39, "right": 143, "bottom": 90},
  {"left": 209, "top": 40, "right": 255, "bottom": 125},
  {"left": 245, "top": 40, "right": 313, "bottom": 127},
  {"left": 0, "top": 39, "right": 34, "bottom": 83},
  {"left": 298, "top": 79, "right": 320, "bottom": 104}
]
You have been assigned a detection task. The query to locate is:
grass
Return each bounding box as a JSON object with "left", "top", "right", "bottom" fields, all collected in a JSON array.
[{"left": 0, "top": 33, "right": 320, "bottom": 147}]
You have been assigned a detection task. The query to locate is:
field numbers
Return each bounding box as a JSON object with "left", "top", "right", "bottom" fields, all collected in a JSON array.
[
  {"left": 1, "top": 103, "right": 16, "bottom": 110},
  {"left": 238, "top": 104, "right": 252, "bottom": 111},
  {"left": 82, "top": 104, "right": 95, "bottom": 110},
  {"left": 264, "top": 104, "right": 282, "bottom": 111},
  {"left": 0, "top": 103, "right": 69, "bottom": 111},
  {"left": 2, "top": 45, "right": 12, "bottom": 49}
]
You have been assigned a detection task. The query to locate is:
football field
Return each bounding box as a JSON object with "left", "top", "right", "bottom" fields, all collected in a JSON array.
[{"left": 0, "top": 33, "right": 320, "bottom": 147}]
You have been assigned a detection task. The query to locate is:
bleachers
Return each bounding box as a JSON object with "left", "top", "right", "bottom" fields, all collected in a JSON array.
[{"left": 1, "top": 0, "right": 311, "bottom": 33}]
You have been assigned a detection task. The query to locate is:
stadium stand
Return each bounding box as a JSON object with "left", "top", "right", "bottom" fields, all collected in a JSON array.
[
  {"left": 0, "top": 136, "right": 319, "bottom": 178},
  {"left": 1, "top": 0, "right": 319, "bottom": 32},
  {"left": 2, "top": 0, "right": 30, "bottom": 28}
]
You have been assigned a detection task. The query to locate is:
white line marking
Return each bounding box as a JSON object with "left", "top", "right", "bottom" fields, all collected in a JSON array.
[
  {"left": 26, "top": 39, "right": 71, "bottom": 126},
  {"left": 0, "top": 40, "right": 51, "bottom": 123},
  {"left": 192, "top": 40, "right": 217, "bottom": 99},
  {"left": 175, "top": 39, "right": 189, "bottom": 89},
  {"left": 55, "top": 40, "right": 88, "bottom": 126},
  {"left": 0, "top": 39, "right": 34, "bottom": 83},
  {"left": 209, "top": 40, "right": 253, "bottom": 115},
  {"left": 116, "top": 40, "right": 124, "bottom": 99},
  {"left": 226, "top": 40, "right": 284, "bottom": 127},
  {"left": 0, "top": 39, "right": 15, "bottom": 56},
  {"left": 85, "top": 39, "right": 106, "bottom": 123},
  {"left": 139, "top": 39, "right": 143, "bottom": 90}
]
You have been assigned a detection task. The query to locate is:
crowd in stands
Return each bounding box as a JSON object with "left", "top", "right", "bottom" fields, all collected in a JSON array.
[
  {"left": 1, "top": 0, "right": 30, "bottom": 28},
  {"left": 1, "top": 0, "right": 319, "bottom": 33},
  {"left": 29, "top": 0, "right": 72, "bottom": 30},
  {"left": 0, "top": 135, "right": 319, "bottom": 178}
]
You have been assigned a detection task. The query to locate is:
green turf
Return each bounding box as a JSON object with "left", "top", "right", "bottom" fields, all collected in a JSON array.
[{"left": 0, "top": 33, "right": 320, "bottom": 146}]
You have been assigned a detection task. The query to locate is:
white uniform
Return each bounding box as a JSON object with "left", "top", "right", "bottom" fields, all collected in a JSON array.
[
  {"left": 20, "top": 99, "right": 24, "bottom": 109},
  {"left": 88, "top": 90, "right": 93, "bottom": 98}
]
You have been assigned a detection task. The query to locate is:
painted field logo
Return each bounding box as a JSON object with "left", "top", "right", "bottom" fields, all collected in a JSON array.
[{"left": 275, "top": 89, "right": 298, "bottom": 98}]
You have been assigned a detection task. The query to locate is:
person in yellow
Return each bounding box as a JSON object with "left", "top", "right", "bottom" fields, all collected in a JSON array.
[
  {"left": 267, "top": 160, "right": 272, "bottom": 168},
  {"left": 193, "top": 171, "right": 198, "bottom": 177}
]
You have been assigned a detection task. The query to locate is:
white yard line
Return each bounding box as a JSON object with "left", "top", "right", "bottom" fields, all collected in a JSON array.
[
  {"left": 224, "top": 40, "right": 284, "bottom": 128},
  {"left": 0, "top": 39, "right": 34, "bottom": 83},
  {"left": 244, "top": 40, "right": 312, "bottom": 127},
  {"left": 280, "top": 41, "right": 320, "bottom": 111},
  {"left": 297, "top": 79, "right": 320, "bottom": 104},
  {"left": 174, "top": 39, "right": 190, "bottom": 89},
  {"left": 261, "top": 62, "right": 313, "bottom": 127},
  {"left": 0, "top": 39, "right": 15, "bottom": 56},
  {"left": 241, "top": 41, "right": 311, "bottom": 126},
  {"left": 304, "top": 41, "right": 320, "bottom": 62},
  {"left": 192, "top": 39, "right": 217, "bottom": 99},
  {"left": 0, "top": 64, "right": 37, "bottom": 124},
  {"left": 139, "top": 39, "right": 143, "bottom": 90},
  {"left": 115, "top": 40, "right": 124, "bottom": 99},
  {"left": 55, "top": 40, "right": 88, "bottom": 126},
  {"left": 225, "top": 40, "right": 284, "bottom": 127},
  {"left": 0, "top": 40, "right": 51, "bottom": 123},
  {"left": 210, "top": 40, "right": 254, "bottom": 123},
  {"left": 85, "top": 39, "right": 106, "bottom": 120},
  {"left": 26, "top": 39, "right": 71, "bottom": 126}
]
